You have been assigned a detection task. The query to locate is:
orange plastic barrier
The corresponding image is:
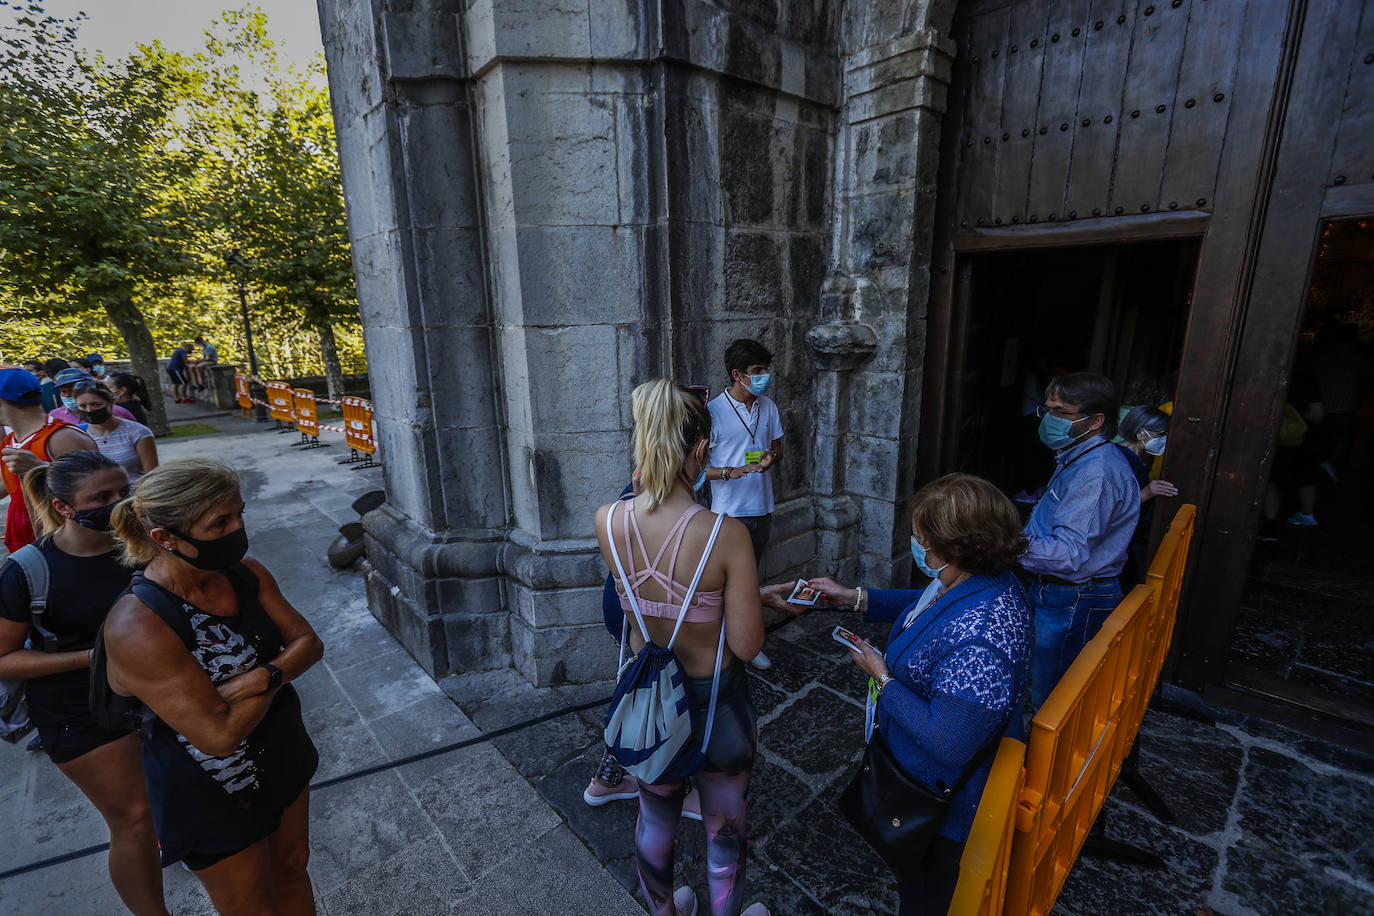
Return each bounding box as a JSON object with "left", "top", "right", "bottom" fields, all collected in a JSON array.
[
  {"left": 234, "top": 373, "right": 252, "bottom": 417},
  {"left": 265, "top": 381, "right": 295, "bottom": 430},
  {"left": 1004, "top": 585, "right": 1155, "bottom": 916},
  {"left": 998, "top": 504, "right": 1196, "bottom": 916},
  {"left": 293, "top": 388, "right": 326, "bottom": 449},
  {"left": 339, "top": 396, "right": 378, "bottom": 468},
  {"left": 949, "top": 738, "right": 1027, "bottom": 916}
]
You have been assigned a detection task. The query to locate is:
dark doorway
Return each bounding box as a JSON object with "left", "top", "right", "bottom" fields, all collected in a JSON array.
[
  {"left": 941, "top": 239, "right": 1199, "bottom": 499},
  {"left": 1228, "top": 218, "right": 1374, "bottom": 728}
]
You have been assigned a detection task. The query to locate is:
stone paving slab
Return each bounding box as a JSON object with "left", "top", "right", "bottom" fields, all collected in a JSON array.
[{"left": 0, "top": 413, "right": 639, "bottom": 916}]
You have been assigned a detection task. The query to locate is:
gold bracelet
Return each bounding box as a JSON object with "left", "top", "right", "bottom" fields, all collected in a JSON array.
[
  {"left": 854, "top": 586, "right": 866, "bottom": 614},
  {"left": 875, "top": 673, "right": 894, "bottom": 695}
]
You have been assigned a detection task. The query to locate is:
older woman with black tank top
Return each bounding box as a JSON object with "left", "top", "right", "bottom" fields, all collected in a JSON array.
[
  {"left": 0, "top": 451, "right": 169, "bottom": 915},
  {"left": 104, "top": 458, "right": 324, "bottom": 916},
  {"left": 594, "top": 380, "right": 769, "bottom": 916}
]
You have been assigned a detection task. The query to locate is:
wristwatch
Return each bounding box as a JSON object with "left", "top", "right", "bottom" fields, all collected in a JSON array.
[
  {"left": 262, "top": 663, "right": 283, "bottom": 692},
  {"left": 721, "top": 466, "right": 734, "bottom": 480}
]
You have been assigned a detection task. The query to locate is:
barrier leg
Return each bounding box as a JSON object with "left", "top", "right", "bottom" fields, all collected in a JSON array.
[
  {"left": 338, "top": 449, "right": 361, "bottom": 465},
  {"left": 1081, "top": 822, "right": 1166, "bottom": 868},
  {"left": 1120, "top": 743, "right": 1174, "bottom": 824},
  {"left": 351, "top": 453, "right": 378, "bottom": 470}
]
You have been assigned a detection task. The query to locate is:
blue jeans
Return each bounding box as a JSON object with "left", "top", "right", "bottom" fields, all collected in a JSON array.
[{"left": 1029, "top": 578, "right": 1121, "bottom": 708}]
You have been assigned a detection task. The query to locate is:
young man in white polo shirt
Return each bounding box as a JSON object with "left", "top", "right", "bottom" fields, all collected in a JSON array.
[{"left": 706, "top": 338, "right": 784, "bottom": 670}]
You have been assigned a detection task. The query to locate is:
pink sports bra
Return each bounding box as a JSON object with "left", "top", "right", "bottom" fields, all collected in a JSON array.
[{"left": 612, "top": 502, "right": 725, "bottom": 623}]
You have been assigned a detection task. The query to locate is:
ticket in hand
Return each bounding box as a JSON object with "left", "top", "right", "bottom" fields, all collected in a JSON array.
[
  {"left": 745, "top": 450, "right": 764, "bottom": 465},
  {"left": 787, "top": 579, "right": 823, "bottom": 606}
]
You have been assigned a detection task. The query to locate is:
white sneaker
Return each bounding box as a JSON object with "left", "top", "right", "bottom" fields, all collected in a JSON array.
[
  {"left": 673, "top": 886, "right": 698, "bottom": 916},
  {"left": 583, "top": 773, "right": 639, "bottom": 806},
  {"left": 681, "top": 784, "right": 702, "bottom": 821},
  {"left": 748, "top": 650, "right": 772, "bottom": 670},
  {"left": 741, "top": 903, "right": 770, "bottom": 916}
]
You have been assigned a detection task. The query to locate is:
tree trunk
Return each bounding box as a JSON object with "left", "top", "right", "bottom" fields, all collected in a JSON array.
[
  {"left": 104, "top": 298, "right": 170, "bottom": 435},
  {"left": 316, "top": 321, "right": 345, "bottom": 403}
]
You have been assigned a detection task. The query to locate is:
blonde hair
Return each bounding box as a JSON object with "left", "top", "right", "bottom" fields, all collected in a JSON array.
[
  {"left": 111, "top": 458, "right": 242, "bottom": 567},
  {"left": 631, "top": 379, "right": 711, "bottom": 512}
]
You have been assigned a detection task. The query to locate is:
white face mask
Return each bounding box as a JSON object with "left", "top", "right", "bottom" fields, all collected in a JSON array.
[{"left": 1143, "top": 434, "right": 1167, "bottom": 456}]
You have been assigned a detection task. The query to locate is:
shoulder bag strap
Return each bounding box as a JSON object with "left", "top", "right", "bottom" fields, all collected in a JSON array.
[
  {"left": 129, "top": 574, "right": 197, "bottom": 650},
  {"left": 670, "top": 512, "right": 727, "bottom": 751},
  {"left": 10, "top": 544, "right": 57, "bottom": 651}
]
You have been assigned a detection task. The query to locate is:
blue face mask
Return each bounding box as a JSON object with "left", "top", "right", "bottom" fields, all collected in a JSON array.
[
  {"left": 1143, "top": 434, "right": 1167, "bottom": 456},
  {"left": 910, "top": 535, "right": 948, "bottom": 579},
  {"left": 1038, "top": 413, "right": 1089, "bottom": 450},
  {"left": 746, "top": 373, "right": 771, "bottom": 397},
  {"left": 61, "top": 396, "right": 79, "bottom": 410},
  {"left": 694, "top": 466, "right": 708, "bottom": 492}
]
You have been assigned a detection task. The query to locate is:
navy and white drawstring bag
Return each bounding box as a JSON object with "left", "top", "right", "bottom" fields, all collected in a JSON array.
[{"left": 602, "top": 500, "right": 726, "bottom": 784}]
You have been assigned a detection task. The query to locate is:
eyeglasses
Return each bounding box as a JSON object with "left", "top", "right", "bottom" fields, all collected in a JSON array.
[{"left": 1032, "top": 401, "right": 1085, "bottom": 421}]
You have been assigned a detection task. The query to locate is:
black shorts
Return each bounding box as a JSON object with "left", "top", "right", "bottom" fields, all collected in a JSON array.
[
  {"left": 166, "top": 366, "right": 188, "bottom": 386},
  {"left": 36, "top": 715, "right": 133, "bottom": 765}
]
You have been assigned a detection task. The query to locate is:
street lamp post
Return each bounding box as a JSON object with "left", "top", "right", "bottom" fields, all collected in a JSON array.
[{"left": 225, "top": 249, "right": 268, "bottom": 422}]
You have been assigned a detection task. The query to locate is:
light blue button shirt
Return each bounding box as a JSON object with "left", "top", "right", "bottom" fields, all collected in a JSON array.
[{"left": 1022, "top": 435, "right": 1140, "bottom": 581}]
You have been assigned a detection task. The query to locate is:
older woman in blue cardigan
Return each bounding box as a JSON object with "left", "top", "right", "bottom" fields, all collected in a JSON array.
[{"left": 765, "top": 473, "right": 1032, "bottom": 915}]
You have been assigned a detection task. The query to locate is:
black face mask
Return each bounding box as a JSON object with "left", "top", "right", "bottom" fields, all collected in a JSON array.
[
  {"left": 80, "top": 407, "right": 112, "bottom": 424},
  {"left": 167, "top": 526, "right": 249, "bottom": 571},
  {"left": 73, "top": 500, "right": 121, "bottom": 532}
]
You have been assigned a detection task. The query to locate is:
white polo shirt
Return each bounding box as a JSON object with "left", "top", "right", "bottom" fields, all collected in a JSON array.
[{"left": 707, "top": 391, "right": 784, "bottom": 518}]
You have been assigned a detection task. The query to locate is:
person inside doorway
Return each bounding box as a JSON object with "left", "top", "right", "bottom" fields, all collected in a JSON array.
[
  {"left": 705, "top": 339, "right": 784, "bottom": 672},
  {"left": 1117, "top": 406, "right": 1178, "bottom": 584},
  {"left": 1021, "top": 372, "right": 1139, "bottom": 708},
  {"left": 0, "top": 368, "right": 98, "bottom": 552}
]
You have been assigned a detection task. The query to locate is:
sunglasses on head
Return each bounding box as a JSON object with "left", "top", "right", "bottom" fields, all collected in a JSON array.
[{"left": 72, "top": 380, "right": 110, "bottom": 395}]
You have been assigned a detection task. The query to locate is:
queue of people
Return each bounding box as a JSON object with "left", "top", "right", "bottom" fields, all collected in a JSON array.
[
  {"left": 1, "top": 453, "right": 324, "bottom": 915},
  {"left": 589, "top": 361, "right": 1169, "bottom": 916}
]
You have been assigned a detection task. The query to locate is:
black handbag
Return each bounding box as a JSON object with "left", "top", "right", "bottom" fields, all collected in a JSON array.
[{"left": 838, "top": 727, "right": 996, "bottom": 881}]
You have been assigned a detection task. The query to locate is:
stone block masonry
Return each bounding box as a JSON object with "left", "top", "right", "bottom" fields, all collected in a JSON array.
[{"left": 319, "top": 0, "right": 953, "bottom": 685}]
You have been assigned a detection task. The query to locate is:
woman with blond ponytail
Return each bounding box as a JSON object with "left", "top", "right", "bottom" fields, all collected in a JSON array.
[
  {"left": 0, "top": 452, "right": 170, "bottom": 915},
  {"left": 103, "top": 458, "right": 323, "bottom": 916},
  {"left": 594, "top": 380, "right": 769, "bottom": 916}
]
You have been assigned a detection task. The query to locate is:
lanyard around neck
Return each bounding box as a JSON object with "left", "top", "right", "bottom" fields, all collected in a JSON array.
[{"left": 727, "top": 393, "right": 760, "bottom": 443}]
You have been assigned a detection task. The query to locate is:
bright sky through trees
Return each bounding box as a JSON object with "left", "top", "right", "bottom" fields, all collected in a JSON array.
[{"left": 5, "top": 0, "right": 326, "bottom": 79}]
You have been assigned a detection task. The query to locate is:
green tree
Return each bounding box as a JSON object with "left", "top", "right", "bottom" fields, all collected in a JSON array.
[
  {"left": 199, "top": 9, "right": 359, "bottom": 402},
  {"left": 0, "top": 2, "right": 208, "bottom": 434}
]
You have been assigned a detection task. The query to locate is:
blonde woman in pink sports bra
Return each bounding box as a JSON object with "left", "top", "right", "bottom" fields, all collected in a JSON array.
[{"left": 594, "top": 379, "right": 769, "bottom": 916}]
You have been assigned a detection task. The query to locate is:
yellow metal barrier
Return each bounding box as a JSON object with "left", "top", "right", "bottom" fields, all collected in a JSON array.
[
  {"left": 338, "top": 396, "right": 378, "bottom": 469},
  {"left": 949, "top": 737, "right": 1027, "bottom": 916},
  {"left": 292, "top": 388, "right": 326, "bottom": 450}
]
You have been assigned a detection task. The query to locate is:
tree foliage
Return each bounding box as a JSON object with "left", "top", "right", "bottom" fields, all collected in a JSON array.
[{"left": 0, "top": 3, "right": 364, "bottom": 415}]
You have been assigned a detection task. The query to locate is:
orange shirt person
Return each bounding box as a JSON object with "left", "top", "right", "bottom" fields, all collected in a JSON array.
[{"left": 0, "top": 368, "right": 97, "bottom": 551}]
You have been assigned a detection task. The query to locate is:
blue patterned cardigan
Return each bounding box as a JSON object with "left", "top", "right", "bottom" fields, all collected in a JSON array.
[{"left": 865, "top": 570, "right": 1032, "bottom": 843}]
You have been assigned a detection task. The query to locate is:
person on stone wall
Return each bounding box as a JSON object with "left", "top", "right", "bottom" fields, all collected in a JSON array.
[
  {"left": 1021, "top": 372, "right": 1139, "bottom": 708},
  {"left": 594, "top": 380, "right": 769, "bottom": 916},
  {"left": 188, "top": 335, "right": 219, "bottom": 393},
  {"left": 704, "top": 339, "right": 785, "bottom": 673}
]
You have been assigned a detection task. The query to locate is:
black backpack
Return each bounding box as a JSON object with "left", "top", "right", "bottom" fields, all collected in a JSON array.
[
  {"left": 88, "top": 565, "right": 260, "bottom": 732},
  {"left": 0, "top": 544, "right": 57, "bottom": 743}
]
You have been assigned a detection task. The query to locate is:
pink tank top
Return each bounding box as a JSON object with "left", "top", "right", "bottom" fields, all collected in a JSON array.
[{"left": 614, "top": 502, "right": 725, "bottom": 623}]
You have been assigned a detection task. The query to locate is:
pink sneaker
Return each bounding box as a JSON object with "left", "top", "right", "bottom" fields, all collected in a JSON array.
[{"left": 583, "top": 773, "right": 639, "bottom": 806}]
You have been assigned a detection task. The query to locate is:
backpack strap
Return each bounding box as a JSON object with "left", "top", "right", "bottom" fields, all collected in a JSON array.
[
  {"left": 9, "top": 544, "right": 57, "bottom": 652},
  {"left": 606, "top": 500, "right": 650, "bottom": 673},
  {"left": 675, "top": 514, "right": 727, "bottom": 753},
  {"left": 128, "top": 573, "right": 197, "bottom": 650}
]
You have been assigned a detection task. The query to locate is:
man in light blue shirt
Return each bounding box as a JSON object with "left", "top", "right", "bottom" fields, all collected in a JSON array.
[{"left": 1021, "top": 372, "right": 1139, "bottom": 707}]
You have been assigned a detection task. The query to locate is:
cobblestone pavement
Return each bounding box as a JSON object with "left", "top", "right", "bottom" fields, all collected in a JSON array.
[{"left": 446, "top": 602, "right": 1374, "bottom": 916}]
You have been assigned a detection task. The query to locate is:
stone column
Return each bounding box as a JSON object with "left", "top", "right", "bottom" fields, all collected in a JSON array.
[
  {"left": 817, "top": 20, "right": 956, "bottom": 585},
  {"left": 319, "top": 0, "right": 511, "bottom": 676}
]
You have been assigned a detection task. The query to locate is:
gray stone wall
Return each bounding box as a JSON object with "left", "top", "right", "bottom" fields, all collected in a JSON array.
[{"left": 318, "top": 0, "right": 955, "bottom": 685}]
